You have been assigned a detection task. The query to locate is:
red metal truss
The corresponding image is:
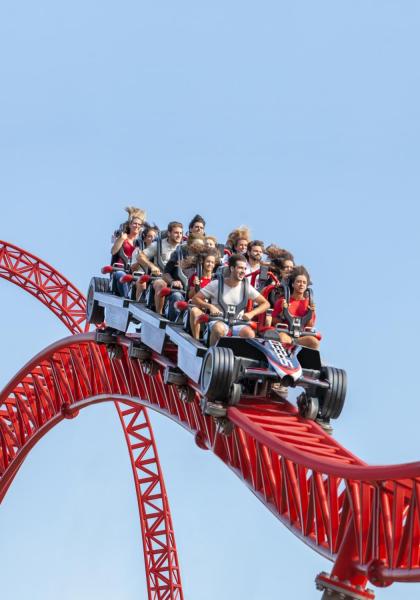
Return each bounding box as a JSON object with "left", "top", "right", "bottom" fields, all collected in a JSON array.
[
  {"left": 2, "top": 332, "right": 420, "bottom": 598},
  {"left": 0, "top": 240, "right": 184, "bottom": 600},
  {"left": 0, "top": 241, "right": 88, "bottom": 333}
]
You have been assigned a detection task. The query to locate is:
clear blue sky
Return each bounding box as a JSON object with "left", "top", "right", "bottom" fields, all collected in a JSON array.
[{"left": 1, "top": 2, "right": 420, "bottom": 599}]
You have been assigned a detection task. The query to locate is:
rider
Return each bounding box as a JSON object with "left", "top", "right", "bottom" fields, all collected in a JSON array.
[
  {"left": 265, "top": 246, "right": 294, "bottom": 282},
  {"left": 223, "top": 226, "right": 251, "bottom": 261},
  {"left": 131, "top": 223, "right": 160, "bottom": 300},
  {"left": 188, "top": 214, "right": 206, "bottom": 236},
  {"left": 188, "top": 249, "right": 219, "bottom": 338},
  {"left": 111, "top": 207, "right": 146, "bottom": 297},
  {"left": 137, "top": 221, "right": 183, "bottom": 314},
  {"left": 141, "top": 223, "right": 160, "bottom": 248},
  {"left": 162, "top": 234, "right": 205, "bottom": 320},
  {"left": 204, "top": 235, "right": 217, "bottom": 250},
  {"left": 246, "top": 240, "right": 264, "bottom": 286},
  {"left": 192, "top": 253, "right": 270, "bottom": 345},
  {"left": 272, "top": 265, "right": 319, "bottom": 350}
]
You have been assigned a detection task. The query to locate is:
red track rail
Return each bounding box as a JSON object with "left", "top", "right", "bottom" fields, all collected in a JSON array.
[
  {"left": 0, "top": 240, "right": 183, "bottom": 600},
  {"left": 1, "top": 332, "right": 419, "bottom": 598},
  {"left": 0, "top": 241, "right": 88, "bottom": 333}
]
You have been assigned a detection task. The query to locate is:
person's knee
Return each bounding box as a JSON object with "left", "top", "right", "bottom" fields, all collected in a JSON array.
[
  {"left": 279, "top": 333, "right": 291, "bottom": 344},
  {"left": 210, "top": 323, "right": 226, "bottom": 343},
  {"left": 301, "top": 337, "right": 320, "bottom": 350},
  {"left": 240, "top": 327, "right": 255, "bottom": 339},
  {"left": 190, "top": 307, "right": 201, "bottom": 321},
  {"left": 214, "top": 322, "right": 226, "bottom": 335},
  {"left": 153, "top": 279, "right": 165, "bottom": 291}
]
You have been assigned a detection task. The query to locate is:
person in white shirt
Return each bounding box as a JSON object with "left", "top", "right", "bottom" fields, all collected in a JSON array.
[
  {"left": 245, "top": 240, "right": 264, "bottom": 285},
  {"left": 137, "top": 221, "right": 183, "bottom": 314},
  {"left": 192, "top": 254, "right": 270, "bottom": 345}
]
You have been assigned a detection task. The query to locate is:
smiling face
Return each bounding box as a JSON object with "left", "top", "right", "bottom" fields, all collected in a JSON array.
[
  {"left": 168, "top": 226, "right": 183, "bottom": 245},
  {"left": 235, "top": 238, "right": 248, "bottom": 254},
  {"left": 144, "top": 229, "right": 157, "bottom": 247},
  {"left": 203, "top": 255, "right": 216, "bottom": 274},
  {"left": 204, "top": 237, "right": 216, "bottom": 249},
  {"left": 230, "top": 259, "right": 247, "bottom": 281},
  {"left": 129, "top": 218, "right": 143, "bottom": 235}
]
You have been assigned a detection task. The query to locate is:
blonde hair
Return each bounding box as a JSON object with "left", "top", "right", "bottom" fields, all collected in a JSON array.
[
  {"left": 204, "top": 235, "right": 217, "bottom": 245},
  {"left": 225, "top": 226, "right": 251, "bottom": 249},
  {"left": 125, "top": 206, "right": 147, "bottom": 223}
]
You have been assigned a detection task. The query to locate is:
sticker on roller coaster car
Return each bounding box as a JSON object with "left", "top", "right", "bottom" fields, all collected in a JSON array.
[{"left": 266, "top": 340, "right": 302, "bottom": 379}]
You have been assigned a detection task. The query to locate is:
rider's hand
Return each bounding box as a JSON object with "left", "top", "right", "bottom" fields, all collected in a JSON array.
[
  {"left": 172, "top": 280, "right": 183, "bottom": 289},
  {"left": 309, "top": 302, "right": 316, "bottom": 311},
  {"left": 121, "top": 233, "right": 128, "bottom": 241},
  {"left": 193, "top": 276, "right": 200, "bottom": 287},
  {"left": 209, "top": 305, "right": 222, "bottom": 316},
  {"left": 242, "top": 312, "right": 252, "bottom": 321},
  {"left": 151, "top": 266, "right": 161, "bottom": 276}
]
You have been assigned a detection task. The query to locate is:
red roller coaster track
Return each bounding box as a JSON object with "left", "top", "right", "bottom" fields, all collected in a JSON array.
[
  {"left": 1, "top": 241, "right": 420, "bottom": 600},
  {"left": 0, "top": 241, "right": 183, "bottom": 600}
]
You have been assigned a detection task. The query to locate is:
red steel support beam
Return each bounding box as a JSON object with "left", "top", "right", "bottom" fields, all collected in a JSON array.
[{"left": 0, "top": 240, "right": 184, "bottom": 600}]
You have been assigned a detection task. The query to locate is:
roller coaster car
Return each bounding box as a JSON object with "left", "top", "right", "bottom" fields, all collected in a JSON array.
[
  {"left": 86, "top": 268, "right": 347, "bottom": 427},
  {"left": 197, "top": 315, "right": 346, "bottom": 425}
]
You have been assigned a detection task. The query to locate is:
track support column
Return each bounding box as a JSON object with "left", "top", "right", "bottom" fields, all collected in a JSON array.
[{"left": 316, "top": 572, "right": 375, "bottom": 599}]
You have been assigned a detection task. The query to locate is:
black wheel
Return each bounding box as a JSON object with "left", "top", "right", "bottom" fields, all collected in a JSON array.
[
  {"left": 86, "top": 277, "right": 109, "bottom": 324},
  {"left": 228, "top": 382, "right": 242, "bottom": 406},
  {"left": 319, "top": 366, "right": 347, "bottom": 420},
  {"left": 297, "top": 392, "right": 319, "bottom": 420},
  {"left": 200, "top": 346, "right": 235, "bottom": 402}
]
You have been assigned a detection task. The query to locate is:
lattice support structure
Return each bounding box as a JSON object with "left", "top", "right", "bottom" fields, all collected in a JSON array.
[
  {"left": 2, "top": 240, "right": 420, "bottom": 599},
  {"left": 0, "top": 240, "right": 184, "bottom": 600},
  {"left": 116, "top": 404, "right": 183, "bottom": 597},
  {"left": 2, "top": 332, "right": 420, "bottom": 598}
]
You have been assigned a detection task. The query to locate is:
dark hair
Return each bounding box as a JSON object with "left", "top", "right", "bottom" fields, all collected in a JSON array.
[
  {"left": 265, "top": 245, "right": 294, "bottom": 263},
  {"left": 141, "top": 223, "right": 160, "bottom": 241},
  {"left": 289, "top": 265, "right": 311, "bottom": 287},
  {"left": 188, "top": 214, "right": 206, "bottom": 231},
  {"left": 228, "top": 253, "right": 248, "bottom": 269},
  {"left": 248, "top": 240, "right": 265, "bottom": 253},
  {"left": 202, "top": 248, "right": 219, "bottom": 262},
  {"left": 168, "top": 221, "right": 183, "bottom": 232}
]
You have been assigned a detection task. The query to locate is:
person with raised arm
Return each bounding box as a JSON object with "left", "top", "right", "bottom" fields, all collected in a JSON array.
[{"left": 111, "top": 207, "right": 146, "bottom": 297}]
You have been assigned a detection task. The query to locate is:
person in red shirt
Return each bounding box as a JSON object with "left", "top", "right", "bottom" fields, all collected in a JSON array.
[
  {"left": 188, "top": 249, "right": 218, "bottom": 338},
  {"left": 272, "top": 266, "right": 319, "bottom": 350},
  {"left": 111, "top": 208, "right": 146, "bottom": 297}
]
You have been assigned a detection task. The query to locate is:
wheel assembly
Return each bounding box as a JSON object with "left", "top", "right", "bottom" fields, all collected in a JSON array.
[
  {"left": 319, "top": 366, "right": 347, "bottom": 420},
  {"left": 86, "top": 277, "right": 109, "bottom": 324},
  {"left": 228, "top": 382, "right": 242, "bottom": 406},
  {"left": 297, "top": 392, "right": 319, "bottom": 421},
  {"left": 200, "top": 346, "right": 235, "bottom": 402}
]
